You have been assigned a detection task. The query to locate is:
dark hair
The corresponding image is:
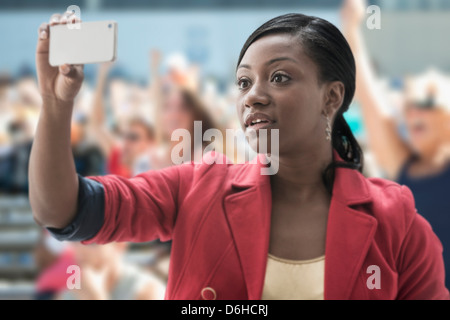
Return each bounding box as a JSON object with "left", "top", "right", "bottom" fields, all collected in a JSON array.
[
  {"left": 180, "top": 89, "right": 218, "bottom": 138},
  {"left": 180, "top": 89, "right": 225, "bottom": 151},
  {"left": 128, "top": 117, "right": 156, "bottom": 141},
  {"left": 237, "top": 13, "right": 363, "bottom": 193},
  {"left": 161, "top": 88, "right": 224, "bottom": 153}
]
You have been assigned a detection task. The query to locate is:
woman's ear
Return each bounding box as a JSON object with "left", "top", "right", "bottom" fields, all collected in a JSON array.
[{"left": 323, "top": 81, "right": 345, "bottom": 117}]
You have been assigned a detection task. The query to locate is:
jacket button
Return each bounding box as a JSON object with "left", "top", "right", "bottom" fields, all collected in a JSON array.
[{"left": 201, "top": 287, "right": 217, "bottom": 300}]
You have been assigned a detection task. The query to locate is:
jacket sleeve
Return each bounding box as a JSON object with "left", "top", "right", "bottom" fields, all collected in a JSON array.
[
  {"left": 396, "top": 186, "right": 450, "bottom": 300},
  {"left": 46, "top": 174, "right": 106, "bottom": 242},
  {"left": 82, "top": 162, "right": 195, "bottom": 244}
]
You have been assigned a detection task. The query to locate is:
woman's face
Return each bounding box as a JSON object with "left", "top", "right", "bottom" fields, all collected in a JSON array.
[
  {"left": 404, "top": 104, "right": 447, "bottom": 155},
  {"left": 73, "top": 242, "right": 128, "bottom": 271},
  {"left": 120, "top": 123, "right": 153, "bottom": 167},
  {"left": 236, "top": 34, "right": 329, "bottom": 156},
  {"left": 73, "top": 243, "right": 117, "bottom": 270}
]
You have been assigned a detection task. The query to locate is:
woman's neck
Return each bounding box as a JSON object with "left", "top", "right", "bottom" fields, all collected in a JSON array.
[{"left": 270, "top": 145, "right": 333, "bottom": 201}]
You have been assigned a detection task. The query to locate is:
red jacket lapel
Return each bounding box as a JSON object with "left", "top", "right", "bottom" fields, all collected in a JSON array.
[
  {"left": 224, "top": 154, "right": 272, "bottom": 300},
  {"left": 324, "top": 160, "right": 377, "bottom": 299}
]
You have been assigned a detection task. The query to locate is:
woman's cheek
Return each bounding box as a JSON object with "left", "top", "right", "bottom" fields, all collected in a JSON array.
[{"left": 236, "top": 99, "right": 246, "bottom": 128}]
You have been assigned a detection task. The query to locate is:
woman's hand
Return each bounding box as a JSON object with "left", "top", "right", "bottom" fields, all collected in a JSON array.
[
  {"left": 36, "top": 11, "right": 84, "bottom": 104},
  {"left": 341, "top": 0, "right": 367, "bottom": 31}
]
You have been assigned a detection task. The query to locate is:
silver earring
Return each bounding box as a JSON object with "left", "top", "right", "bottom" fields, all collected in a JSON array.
[{"left": 325, "top": 114, "right": 332, "bottom": 141}]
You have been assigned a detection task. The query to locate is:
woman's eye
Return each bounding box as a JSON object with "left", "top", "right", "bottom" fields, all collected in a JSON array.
[
  {"left": 237, "top": 79, "right": 250, "bottom": 90},
  {"left": 272, "top": 74, "right": 290, "bottom": 83}
]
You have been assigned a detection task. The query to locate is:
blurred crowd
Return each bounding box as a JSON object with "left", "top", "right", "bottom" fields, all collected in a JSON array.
[
  {"left": 1, "top": 0, "right": 450, "bottom": 299},
  {"left": 0, "top": 49, "right": 241, "bottom": 193},
  {"left": 0, "top": 46, "right": 246, "bottom": 300}
]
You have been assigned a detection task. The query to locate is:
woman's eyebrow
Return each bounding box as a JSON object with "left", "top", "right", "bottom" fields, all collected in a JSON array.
[
  {"left": 237, "top": 56, "right": 298, "bottom": 70},
  {"left": 237, "top": 64, "right": 251, "bottom": 70},
  {"left": 266, "top": 57, "right": 298, "bottom": 66}
]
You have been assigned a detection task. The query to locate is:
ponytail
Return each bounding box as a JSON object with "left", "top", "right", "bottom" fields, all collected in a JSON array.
[{"left": 322, "top": 112, "right": 364, "bottom": 194}]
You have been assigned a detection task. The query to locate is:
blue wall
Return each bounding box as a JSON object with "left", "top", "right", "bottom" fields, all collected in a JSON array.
[{"left": 0, "top": 9, "right": 337, "bottom": 84}]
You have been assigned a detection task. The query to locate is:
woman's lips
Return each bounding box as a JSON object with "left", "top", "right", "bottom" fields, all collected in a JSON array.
[
  {"left": 246, "top": 121, "right": 276, "bottom": 131},
  {"left": 244, "top": 112, "right": 276, "bottom": 131}
]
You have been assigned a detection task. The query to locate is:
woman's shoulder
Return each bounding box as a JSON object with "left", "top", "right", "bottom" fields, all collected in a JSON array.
[
  {"left": 364, "top": 175, "right": 418, "bottom": 233},
  {"left": 364, "top": 175, "right": 447, "bottom": 299},
  {"left": 365, "top": 176, "right": 414, "bottom": 204},
  {"left": 355, "top": 175, "right": 442, "bottom": 270}
]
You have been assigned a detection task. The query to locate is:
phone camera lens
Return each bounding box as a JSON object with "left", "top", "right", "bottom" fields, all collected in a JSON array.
[{"left": 108, "top": 24, "right": 112, "bottom": 28}]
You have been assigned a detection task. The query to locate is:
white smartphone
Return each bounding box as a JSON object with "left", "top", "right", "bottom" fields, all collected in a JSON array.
[{"left": 49, "top": 20, "right": 117, "bottom": 66}]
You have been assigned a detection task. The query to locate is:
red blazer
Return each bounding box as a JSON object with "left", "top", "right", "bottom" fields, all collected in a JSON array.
[{"left": 85, "top": 151, "right": 449, "bottom": 300}]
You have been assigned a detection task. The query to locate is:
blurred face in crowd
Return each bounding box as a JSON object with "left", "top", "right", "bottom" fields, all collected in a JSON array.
[
  {"left": 162, "top": 90, "right": 194, "bottom": 139},
  {"left": 236, "top": 34, "right": 330, "bottom": 155},
  {"left": 404, "top": 103, "right": 448, "bottom": 155},
  {"left": 73, "top": 243, "right": 126, "bottom": 270},
  {"left": 121, "top": 122, "right": 154, "bottom": 167}
]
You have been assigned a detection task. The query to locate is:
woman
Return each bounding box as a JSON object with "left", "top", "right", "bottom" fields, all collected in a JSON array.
[
  {"left": 156, "top": 87, "right": 223, "bottom": 167},
  {"left": 30, "top": 11, "right": 448, "bottom": 299},
  {"left": 89, "top": 62, "right": 157, "bottom": 178},
  {"left": 341, "top": 0, "right": 450, "bottom": 288},
  {"left": 33, "top": 232, "right": 76, "bottom": 300},
  {"left": 149, "top": 49, "right": 224, "bottom": 167},
  {"left": 58, "top": 242, "right": 165, "bottom": 300}
]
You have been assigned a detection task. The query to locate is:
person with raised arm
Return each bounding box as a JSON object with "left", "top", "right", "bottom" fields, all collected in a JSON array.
[{"left": 341, "top": 0, "right": 450, "bottom": 288}]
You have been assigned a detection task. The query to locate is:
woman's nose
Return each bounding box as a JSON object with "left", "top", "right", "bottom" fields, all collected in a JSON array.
[{"left": 244, "top": 82, "right": 270, "bottom": 108}]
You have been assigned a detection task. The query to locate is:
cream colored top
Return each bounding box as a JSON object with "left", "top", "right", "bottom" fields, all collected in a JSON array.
[{"left": 261, "top": 253, "right": 325, "bottom": 300}]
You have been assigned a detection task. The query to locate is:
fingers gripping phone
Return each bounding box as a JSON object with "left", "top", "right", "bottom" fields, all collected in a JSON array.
[{"left": 49, "top": 21, "right": 117, "bottom": 66}]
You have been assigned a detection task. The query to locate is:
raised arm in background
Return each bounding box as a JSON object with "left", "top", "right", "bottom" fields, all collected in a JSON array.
[
  {"left": 341, "top": 0, "right": 411, "bottom": 179},
  {"left": 88, "top": 62, "right": 116, "bottom": 158},
  {"left": 148, "top": 49, "right": 164, "bottom": 145}
]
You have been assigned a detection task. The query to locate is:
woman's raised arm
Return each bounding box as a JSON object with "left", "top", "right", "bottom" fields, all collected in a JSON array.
[{"left": 29, "top": 11, "right": 84, "bottom": 228}]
